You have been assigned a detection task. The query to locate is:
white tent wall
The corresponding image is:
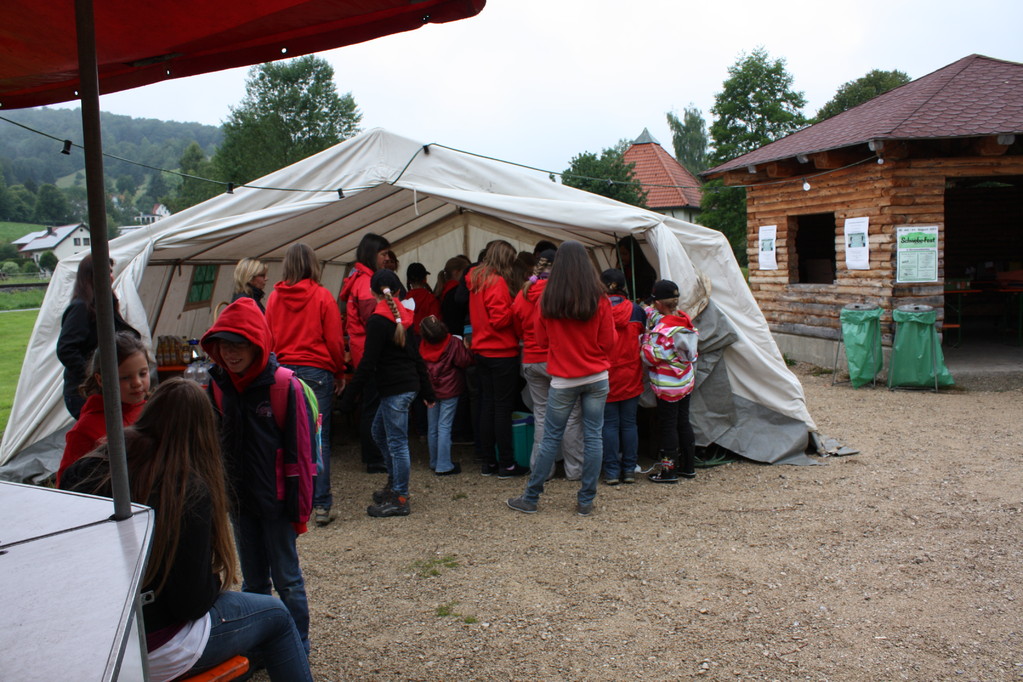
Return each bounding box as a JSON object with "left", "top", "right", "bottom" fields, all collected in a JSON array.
[{"left": 1, "top": 128, "right": 817, "bottom": 478}]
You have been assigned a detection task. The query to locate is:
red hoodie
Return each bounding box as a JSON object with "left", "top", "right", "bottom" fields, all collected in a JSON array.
[
  {"left": 57, "top": 393, "right": 144, "bottom": 486},
  {"left": 536, "top": 296, "right": 616, "bottom": 379},
  {"left": 469, "top": 272, "right": 518, "bottom": 358},
  {"left": 203, "top": 297, "right": 273, "bottom": 392},
  {"left": 606, "top": 294, "right": 646, "bottom": 402},
  {"left": 512, "top": 278, "right": 548, "bottom": 364},
  {"left": 405, "top": 287, "right": 440, "bottom": 334},
  {"left": 420, "top": 334, "right": 475, "bottom": 400},
  {"left": 265, "top": 278, "right": 344, "bottom": 381},
  {"left": 338, "top": 263, "right": 375, "bottom": 367}
]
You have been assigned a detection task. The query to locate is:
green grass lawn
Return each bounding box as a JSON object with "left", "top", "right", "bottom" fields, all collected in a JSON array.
[
  {"left": 0, "top": 288, "right": 46, "bottom": 311},
  {"left": 0, "top": 309, "right": 39, "bottom": 436},
  {"left": 0, "top": 221, "right": 44, "bottom": 242}
]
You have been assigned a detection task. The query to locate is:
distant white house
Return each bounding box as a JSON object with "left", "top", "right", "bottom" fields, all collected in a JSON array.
[
  {"left": 133, "top": 203, "right": 171, "bottom": 225},
  {"left": 16, "top": 223, "right": 91, "bottom": 262}
]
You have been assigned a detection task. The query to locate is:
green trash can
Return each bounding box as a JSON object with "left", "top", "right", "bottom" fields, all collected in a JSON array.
[
  {"left": 835, "top": 303, "right": 883, "bottom": 388},
  {"left": 511, "top": 411, "right": 534, "bottom": 468},
  {"left": 888, "top": 305, "right": 954, "bottom": 390}
]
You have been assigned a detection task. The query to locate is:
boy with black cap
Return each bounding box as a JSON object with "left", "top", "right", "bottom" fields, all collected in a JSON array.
[
  {"left": 201, "top": 297, "right": 315, "bottom": 652},
  {"left": 641, "top": 279, "right": 699, "bottom": 483}
]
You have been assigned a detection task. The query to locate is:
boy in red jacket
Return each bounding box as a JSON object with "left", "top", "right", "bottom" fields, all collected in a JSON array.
[{"left": 201, "top": 298, "right": 315, "bottom": 653}]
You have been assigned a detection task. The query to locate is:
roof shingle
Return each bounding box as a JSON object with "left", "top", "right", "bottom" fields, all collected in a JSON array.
[{"left": 624, "top": 130, "right": 703, "bottom": 209}]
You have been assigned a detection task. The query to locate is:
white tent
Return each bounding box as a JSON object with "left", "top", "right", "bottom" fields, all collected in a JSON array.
[{"left": 1, "top": 128, "right": 817, "bottom": 479}]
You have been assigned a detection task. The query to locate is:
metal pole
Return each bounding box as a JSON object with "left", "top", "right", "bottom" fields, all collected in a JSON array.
[{"left": 75, "top": 0, "right": 132, "bottom": 521}]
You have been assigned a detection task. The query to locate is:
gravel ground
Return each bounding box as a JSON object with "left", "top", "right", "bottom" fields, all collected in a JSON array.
[{"left": 282, "top": 363, "right": 1023, "bottom": 681}]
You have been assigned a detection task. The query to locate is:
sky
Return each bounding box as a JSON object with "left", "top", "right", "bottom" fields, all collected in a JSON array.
[{"left": 45, "top": 0, "right": 1023, "bottom": 175}]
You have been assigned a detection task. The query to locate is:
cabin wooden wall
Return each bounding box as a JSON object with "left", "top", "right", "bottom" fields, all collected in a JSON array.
[{"left": 745, "top": 155, "right": 1023, "bottom": 343}]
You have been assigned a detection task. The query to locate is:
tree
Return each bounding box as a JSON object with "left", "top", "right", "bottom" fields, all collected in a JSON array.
[
  {"left": 166, "top": 142, "right": 219, "bottom": 212},
  {"left": 213, "top": 55, "right": 363, "bottom": 185},
  {"left": 815, "top": 69, "right": 912, "bottom": 122},
  {"left": 702, "top": 47, "right": 807, "bottom": 264},
  {"left": 39, "top": 250, "right": 58, "bottom": 272},
  {"left": 562, "top": 140, "right": 647, "bottom": 207},
  {"left": 33, "top": 183, "right": 72, "bottom": 224},
  {"left": 666, "top": 105, "right": 709, "bottom": 175}
]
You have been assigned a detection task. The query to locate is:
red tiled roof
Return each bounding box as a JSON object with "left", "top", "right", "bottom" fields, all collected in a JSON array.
[
  {"left": 624, "top": 133, "right": 702, "bottom": 209},
  {"left": 706, "top": 54, "right": 1023, "bottom": 176}
]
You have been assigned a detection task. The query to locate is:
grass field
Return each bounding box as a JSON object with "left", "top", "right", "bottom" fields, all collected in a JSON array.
[
  {"left": 0, "top": 309, "right": 38, "bottom": 436},
  {"left": 0, "top": 221, "right": 44, "bottom": 243},
  {"left": 0, "top": 288, "right": 46, "bottom": 311}
]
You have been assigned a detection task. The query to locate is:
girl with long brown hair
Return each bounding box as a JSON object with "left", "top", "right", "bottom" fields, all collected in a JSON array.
[
  {"left": 468, "top": 239, "right": 525, "bottom": 477},
  {"left": 507, "top": 240, "right": 616, "bottom": 517},
  {"left": 61, "top": 379, "right": 311, "bottom": 681}
]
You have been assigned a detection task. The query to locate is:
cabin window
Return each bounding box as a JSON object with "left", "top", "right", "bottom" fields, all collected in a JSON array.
[
  {"left": 73, "top": 238, "right": 81, "bottom": 246},
  {"left": 791, "top": 213, "right": 837, "bottom": 284},
  {"left": 184, "top": 264, "right": 218, "bottom": 309}
]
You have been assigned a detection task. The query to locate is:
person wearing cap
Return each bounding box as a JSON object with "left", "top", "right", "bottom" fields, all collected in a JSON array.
[
  {"left": 338, "top": 269, "right": 436, "bottom": 517},
  {"left": 599, "top": 269, "right": 647, "bottom": 485},
  {"left": 200, "top": 297, "right": 314, "bottom": 654},
  {"left": 640, "top": 279, "right": 699, "bottom": 483},
  {"left": 265, "top": 243, "right": 345, "bottom": 527},
  {"left": 404, "top": 262, "right": 441, "bottom": 336}
]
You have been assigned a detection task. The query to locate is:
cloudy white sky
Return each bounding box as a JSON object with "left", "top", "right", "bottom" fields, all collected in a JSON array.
[{"left": 49, "top": 0, "right": 1023, "bottom": 173}]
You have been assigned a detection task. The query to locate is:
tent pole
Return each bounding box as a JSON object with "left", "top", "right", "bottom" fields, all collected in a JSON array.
[{"left": 76, "top": 0, "right": 133, "bottom": 521}]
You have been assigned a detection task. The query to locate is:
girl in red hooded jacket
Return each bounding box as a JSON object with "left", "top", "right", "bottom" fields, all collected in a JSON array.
[
  {"left": 265, "top": 243, "right": 344, "bottom": 527},
  {"left": 598, "top": 269, "right": 647, "bottom": 485},
  {"left": 469, "top": 239, "right": 525, "bottom": 478},
  {"left": 419, "top": 315, "right": 474, "bottom": 476},
  {"left": 338, "top": 232, "right": 391, "bottom": 473},
  {"left": 57, "top": 331, "right": 150, "bottom": 486}
]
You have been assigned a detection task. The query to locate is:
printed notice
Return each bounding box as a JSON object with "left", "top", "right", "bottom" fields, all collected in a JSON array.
[
  {"left": 758, "top": 225, "right": 777, "bottom": 270},
  {"left": 844, "top": 217, "right": 870, "bottom": 270},
  {"left": 896, "top": 225, "right": 939, "bottom": 283}
]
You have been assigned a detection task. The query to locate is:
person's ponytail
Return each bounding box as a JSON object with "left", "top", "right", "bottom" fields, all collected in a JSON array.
[{"left": 382, "top": 288, "right": 406, "bottom": 348}]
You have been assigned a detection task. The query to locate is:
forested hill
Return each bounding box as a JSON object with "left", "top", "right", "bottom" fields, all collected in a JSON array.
[{"left": 0, "top": 107, "right": 222, "bottom": 187}]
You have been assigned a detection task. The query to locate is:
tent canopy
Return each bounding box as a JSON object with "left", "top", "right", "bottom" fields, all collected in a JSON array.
[
  {"left": 0, "top": 0, "right": 486, "bottom": 109},
  {"left": 0, "top": 128, "right": 817, "bottom": 478}
]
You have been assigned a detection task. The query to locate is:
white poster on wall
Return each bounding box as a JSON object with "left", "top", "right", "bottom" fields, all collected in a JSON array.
[
  {"left": 844, "top": 216, "right": 870, "bottom": 270},
  {"left": 758, "top": 224, "right": 777, "bottom": 270},
  {"left": 896, "top": 225, "right": 939, "bottom": 283}
]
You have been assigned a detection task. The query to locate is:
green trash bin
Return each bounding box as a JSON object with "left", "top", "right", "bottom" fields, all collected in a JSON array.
[
  {"left": 511, "top": 411, "right": 534, "bottom": 468},
  {"left": 888, "top": 305, "right": 954, "bottom": 390},
  {"left": 835, "top": 303, "right": 883, "bottom": 388}
]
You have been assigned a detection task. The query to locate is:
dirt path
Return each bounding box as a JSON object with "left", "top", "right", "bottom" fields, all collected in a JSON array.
[{"left": 289, "top": 364, "right": 1023, "bottom": 681}]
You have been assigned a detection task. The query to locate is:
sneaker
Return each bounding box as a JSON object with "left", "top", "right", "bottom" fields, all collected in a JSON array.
[
  {"left": 367, "top": 494, "right": 410, "bottom": 517},
  {"left": 622, "top": 473, "right": 636, "bottom": 484},
  {"left": 506, "top": 496, "right": 538, "bottom": 514},
  {"left": 497, "top": 464, "right": 530, "bottom": 479},
  {"left": 603, "top": 477, "right": 621, "bottom": 486},
  {"left": 371, "top": 487, "right": 393, "bottom": 504},
  {"left": 680, "top": 471, "right": 697, "bottom": 479},
  {"left": 313, "top": 506, "right": 335, "bottom": 526},
  {"left": 435, "top": 462, "right": 462, "bottom": 476},
  {"left": 481, "top": 462, "right": 498, "bottom": 476},
  {"left": 576, "top": 502, "right": 593, "bottom": 517}
]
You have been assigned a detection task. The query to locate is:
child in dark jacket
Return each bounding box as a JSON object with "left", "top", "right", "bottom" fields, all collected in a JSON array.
[
  {"left": 339, "top": 270, "right": 437, "bottom": 517},
  {"left": 200, "top": 297, "right": 315, "bottom": 653},
  {"left": 419, "top": 315, "right": 474, "bottom": 476}
]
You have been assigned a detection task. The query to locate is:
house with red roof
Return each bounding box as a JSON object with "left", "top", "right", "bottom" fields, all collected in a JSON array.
[
  {"left": 623, "top": 129, "right": 702, "bottom": 223},
  {"left": 703, "top": 54, "right": 1023, "bottom": 366}
]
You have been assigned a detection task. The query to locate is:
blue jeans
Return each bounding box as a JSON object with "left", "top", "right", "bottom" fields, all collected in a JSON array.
[
  {"left": 188, "top": 591, "right": 312, "bottom": 681},
  {"left": 428, "top": 396, "right": 460, "bottom": 472},
  {"left": 602, "top": 396, "right": 639, "bottom": 480},
  {"left": 372, "top": 391, "right": 416, "bottom": 496},
  {"left": 284, "top": 365, "right": 334, "bottom": 511},
  {"left": 521, "top": 379, "right": 608, "bottom": 506},
  {"left": 232, "top": 513, "right": 309, "bottom": 653}
]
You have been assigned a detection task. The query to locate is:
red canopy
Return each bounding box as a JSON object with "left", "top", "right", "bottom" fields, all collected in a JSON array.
[{"left": 0, "top": 0, "right": 486, "bottom": 109}]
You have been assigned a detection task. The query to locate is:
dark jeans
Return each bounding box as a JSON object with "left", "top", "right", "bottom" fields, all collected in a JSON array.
[
  {"left": 187, "top": 591, "right": 312, "bottom": 681},
  {"left": 359, "top": 379, "right": 384, "bottom": 467},
  {"left": 283, "top": 365, "right": 333, "bottom": 511},
  {"left": 602, "top": 395, "right": 639, "bottom": 479},
  {"left": 231, "top": 513, "right": 310, "bottom": 653},
  {"left": 656, "top": 394, "right": 695, "bottom": 475},
  {"left": 475, "top": 354, "right": 519, "bottom": 467}
]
